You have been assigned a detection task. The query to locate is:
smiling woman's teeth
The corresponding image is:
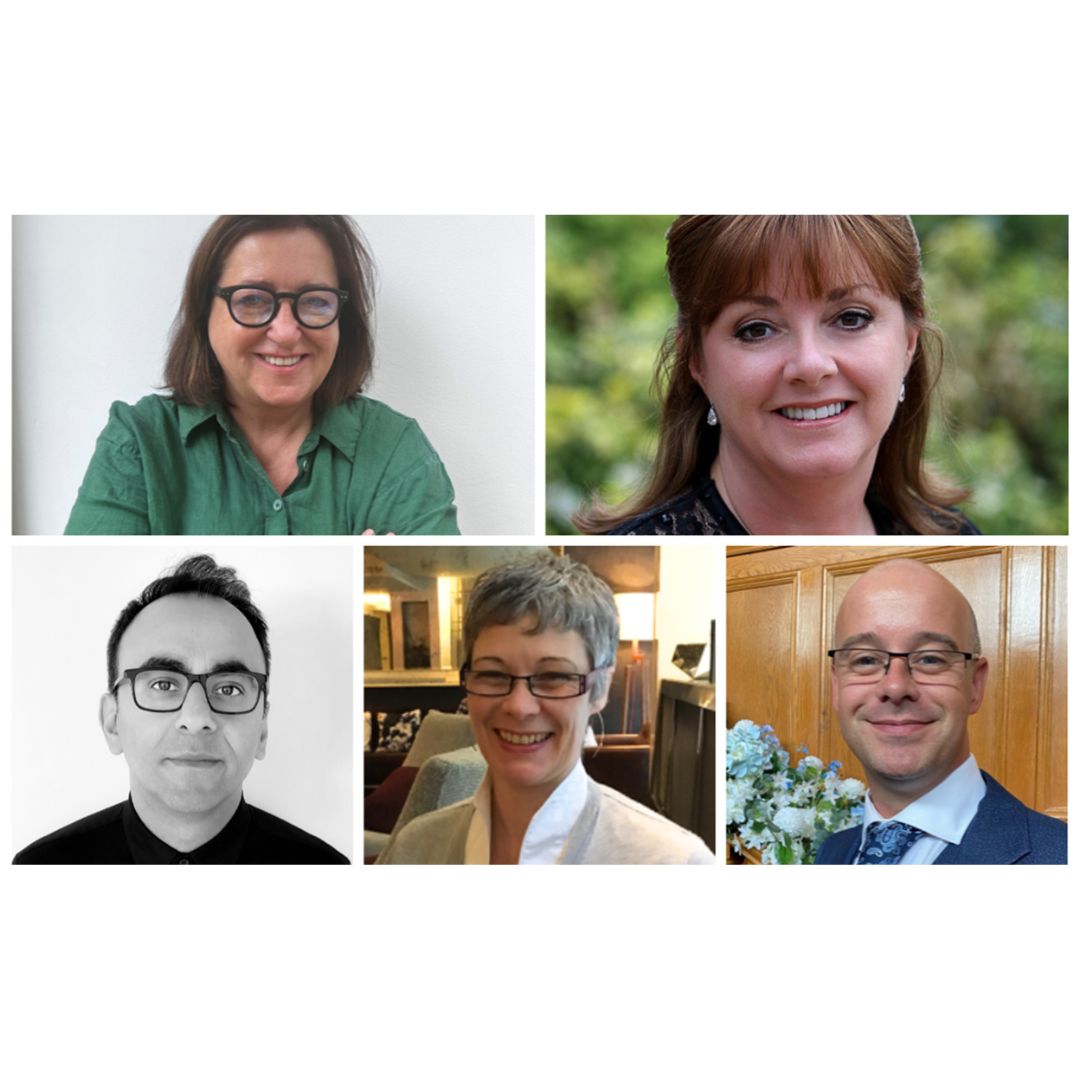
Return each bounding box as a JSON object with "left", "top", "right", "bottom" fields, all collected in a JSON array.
[
  {"left": 262, "top": 355, "right": 303, "bottom": 368},
  {"left": 496, "top": 730, "right": 553, "bottom": 745},
  {"left": 779, "top": 402, "right": 848, "bottom": 421}
]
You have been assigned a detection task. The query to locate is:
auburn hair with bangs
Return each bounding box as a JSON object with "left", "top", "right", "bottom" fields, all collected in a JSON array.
[
  {"left": 576, "top": 215, "right": 969, "bottom": 534},
  {"left": 163, "top": 215, "right": 375, "bottom": 414}
]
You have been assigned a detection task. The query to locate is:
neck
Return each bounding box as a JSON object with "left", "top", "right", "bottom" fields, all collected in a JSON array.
[
  {"left": 227, "top": 400, "right": 314, "bottom": 493},
  {"left": 868, "top": 787, "right": 919, "bottom": 820},
  {"left": 130, "top": 786, "right": 242, "bottom": 853},
  {"left": 867, "top": 754, "right": 970, "bottom": 819},
  {"left": 488, "top": 776, "right": 560, "bottom": 865},
  {"left": 712, "top": 440, "right": 878, "bottom": 535},
  {"left": 229, "top": 397, "right": 313, "bottom": 443}
]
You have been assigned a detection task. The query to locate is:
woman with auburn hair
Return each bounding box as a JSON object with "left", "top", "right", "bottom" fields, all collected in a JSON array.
[
  {"left": 66, "top": 215, "right": 458, "bottom": 535},
  {"left": 576, "top": 215, "right": 978, "bottom": 536}
]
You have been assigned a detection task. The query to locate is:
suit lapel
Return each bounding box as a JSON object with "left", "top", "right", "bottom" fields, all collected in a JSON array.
[
  {"left": 934, "top": 773, "right": 1032, "bottom": 865},
  {"left": 816, "top": 826, "right": 862, "bottom": 864}
]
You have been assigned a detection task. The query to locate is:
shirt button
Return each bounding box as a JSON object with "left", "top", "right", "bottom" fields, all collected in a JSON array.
[
  {"left": 301, "top": 459, "right": 308, "bottom": 472},
  {"left": 272, "top": 499, "right": 283, "bottom": 512},
  {"left": 178, "top": 858, "right": 190, "bottom": 865}
]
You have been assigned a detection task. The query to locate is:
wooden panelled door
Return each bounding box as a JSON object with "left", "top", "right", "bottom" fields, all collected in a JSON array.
[{"left": 726, "top": 546, "right": 1066, "bottom": 820}]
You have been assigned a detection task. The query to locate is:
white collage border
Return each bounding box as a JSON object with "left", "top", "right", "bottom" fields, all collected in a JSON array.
[{"left": 2, "top": 3, "right": 1075, "bottom": 1077}]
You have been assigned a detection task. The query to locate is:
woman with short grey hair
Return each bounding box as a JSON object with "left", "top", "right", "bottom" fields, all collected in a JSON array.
[{"left": 378, "top": 554, "right": 714, "bottom": 864}]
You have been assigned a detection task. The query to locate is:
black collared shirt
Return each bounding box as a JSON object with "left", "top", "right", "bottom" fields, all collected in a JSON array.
[
  {"left": 13, "top": 797, "right": 349, "bottom": 864},
  {"left": 122, "top": 797, "right": 250, "bottom": 864}
]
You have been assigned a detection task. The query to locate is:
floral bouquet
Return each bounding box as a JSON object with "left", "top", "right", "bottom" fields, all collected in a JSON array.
[{"left": 727, "top": 719, "right": 866, "bottom": 864}]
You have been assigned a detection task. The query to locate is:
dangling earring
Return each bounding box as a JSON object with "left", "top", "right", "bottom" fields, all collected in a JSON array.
[
  {"left": 706, "top": 405, "right": 718, "bottom": 426},
  {"left": 898, "top": 381, "right": 906, "bottom": 404}
]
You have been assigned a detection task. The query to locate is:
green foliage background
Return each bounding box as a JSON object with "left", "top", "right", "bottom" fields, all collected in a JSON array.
[{"left": 546, "top": 215, "right": 1067, "bottom": 535}]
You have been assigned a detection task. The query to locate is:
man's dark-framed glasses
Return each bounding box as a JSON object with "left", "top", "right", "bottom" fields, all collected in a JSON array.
[
  {"left": 214, "top": 285, "right": 348, "bottom": 329},
  {"left": 828, "top": 648, "right": 976, "bottom": 683},
  {"left": 461, "top": 667, "right": 596, "bottom": 699},
  {"left": 119, "top": 666, "right": 268, "bottom": 714}
]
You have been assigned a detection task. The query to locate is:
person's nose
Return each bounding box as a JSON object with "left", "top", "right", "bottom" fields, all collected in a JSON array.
[
  {"left": 877, "top": 655, "right": 921, "bottom": 703},
  {"left": 175, "top": 680, "right": 218, "bottom": 733},
  {"left": 783, "top": 325, "right": 839, "bottom": 387},
  {"left": 500, "top": 676, "right": 541, "bottom": 718},
  {"left": 265, "top": 298, "right": 304, "bottom": 344}
]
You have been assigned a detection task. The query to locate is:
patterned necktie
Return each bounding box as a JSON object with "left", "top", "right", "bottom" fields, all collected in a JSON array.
[{"left": 856, "top": 820, "right": 926, "bottom": 864}]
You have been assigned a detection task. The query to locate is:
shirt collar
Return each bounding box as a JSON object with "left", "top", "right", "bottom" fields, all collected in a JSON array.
[
  {"left": 465, "top": 762, "right": 590, "bottom": 865},
  {"left": 177, "top": 401, "right": 221, "bottom": 443},
  {"left": 121, "top": 795, "right": 252, "bottom": 864},
  {"left": 176, "top": 399, "right": 360, "bottom": 462},
  {"left": 862, "top": 753, "right": 987, "bottom": 845}
]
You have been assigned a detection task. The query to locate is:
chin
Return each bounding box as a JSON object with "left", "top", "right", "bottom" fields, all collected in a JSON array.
[
  {"left": 778, "top": 445, "right": 876, "bottom": 481},
  {"left": 868, "top": 750, "right": 932, "bottom": 784}
]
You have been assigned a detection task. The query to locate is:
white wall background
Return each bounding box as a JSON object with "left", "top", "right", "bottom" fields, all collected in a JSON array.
[
  {"left": 12, "top": 215, "right": 535, "bottom": 535},
  {"left": 12, "top": 544, "right": 354, "bottom": 860}
]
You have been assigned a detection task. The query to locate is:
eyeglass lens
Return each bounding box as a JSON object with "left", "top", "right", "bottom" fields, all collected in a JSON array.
[
  {"left": 463, "top": 670, "right": 588, "bottom": 698},
  {"left": 228, "top": 288, "right": 341, "bottom": 328},
  {"left": 833, "top": 649, "right": 967, "bottom": 682},
  {"left": 132, "top": 669, "right": 262, "bottom": 713}
]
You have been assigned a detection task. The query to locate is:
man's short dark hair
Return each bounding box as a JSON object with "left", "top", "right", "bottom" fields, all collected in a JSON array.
[{"left": 106, "top": 554, "right": 271, "bottom": 688}]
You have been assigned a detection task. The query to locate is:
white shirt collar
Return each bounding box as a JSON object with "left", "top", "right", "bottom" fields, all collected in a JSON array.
[
  {"left": 863, "top": 753, "right": 987, "bottom": 845},
  {"left": 464, "top": 761, "right": 589, "bottom": 865}
]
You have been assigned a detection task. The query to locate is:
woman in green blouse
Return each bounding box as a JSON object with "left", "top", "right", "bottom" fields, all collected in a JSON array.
[{"left": 65, "top": 216, "right": 459, "bottom": 535}]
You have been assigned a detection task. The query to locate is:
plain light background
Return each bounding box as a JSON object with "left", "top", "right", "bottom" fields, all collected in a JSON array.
[
  {"left": 11, "top": 544, "right": 354, "bottom": 859},
  {"left": 12, "top": 215, "right": 535, "bottom": 535}
]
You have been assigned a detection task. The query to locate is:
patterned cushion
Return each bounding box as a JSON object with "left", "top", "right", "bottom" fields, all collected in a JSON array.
[{"left": 375, "top": 708, "right": 423, "bottom": 752}]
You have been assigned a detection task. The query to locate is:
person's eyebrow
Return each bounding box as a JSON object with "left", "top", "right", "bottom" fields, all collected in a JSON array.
[
  {"left": 208, "top": 660, "right": 262, "bottom": 676},
  {"left": 825, "top": 283, "right": 875, "bottom": 301},
  {"left": 910, "top": 631, "right": 963, "bottom": 651},
  {"left": 134, "top": 657, "right": 262, "bottom": 675},
  {"left": 233, "top": 279, "right": 337, "bottom": 292},
  {"left": 731, "top": 284, "right": 878, "bottom": 308},
  {"left": 470, "top": 655, "right": 579, "bottom": 667},
  {"left": 834, "top": 631, "right": 963, "bottom": 650},
  {"left": 138, "top": 655, "right": 189, "bottom": 673},
  {"left": 731, "top": 294, "right": 779, "bottom": 308}
]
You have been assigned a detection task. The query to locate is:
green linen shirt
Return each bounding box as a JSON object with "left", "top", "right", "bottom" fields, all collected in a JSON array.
[{"left": 64, "top": 394, "right": 459, "bottom": 535}]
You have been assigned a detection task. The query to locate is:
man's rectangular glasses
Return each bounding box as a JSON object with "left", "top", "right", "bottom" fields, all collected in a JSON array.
[
  {"left": 461, "top": 667, "right": 595, "bottom": 699},
  {"left": 214, "top": 285, "right": 349, "bottom": 329},
  {"left": 828, "top": 648, "right": 976, "bottom": 683},
  {"left": 118, "top": 667, "right": 267, "bottom": 714}
]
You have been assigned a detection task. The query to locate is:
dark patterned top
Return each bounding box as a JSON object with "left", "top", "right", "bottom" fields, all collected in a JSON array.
[{"left": 606, "top": 475, "right": 981, "bottom": 536}]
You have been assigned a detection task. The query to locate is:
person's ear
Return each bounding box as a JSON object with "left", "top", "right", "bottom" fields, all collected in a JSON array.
[
  {"left": 688, "top": 341, "right": 705, "bottom": 388},
  {"left": 255, "top": 706, "right": 269, "bottom": 761},
  {"left": 100, "top": 692, "right": 124, "bottom": 756},
  {"left": 590, "top": 666, "right": 615, "bottom": 714},
  {"left": 968, "top": 656, "right": 989, "bottom": 715},
  {"left": 905, "top": 323, "right": 919, "bottom": 367}
]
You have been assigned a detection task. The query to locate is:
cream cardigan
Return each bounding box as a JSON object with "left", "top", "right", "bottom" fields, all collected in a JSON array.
[{"left": 377, "top": 776, "right": 714, "bottom": 864}]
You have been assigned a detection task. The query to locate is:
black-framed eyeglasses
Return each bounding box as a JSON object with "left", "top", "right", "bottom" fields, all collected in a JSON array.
[
  {"left": 116, "top": 666, "right": 268, "bottom": 714},
  {"left": 828, "top": 648, "right": 976, "bottom": 683},
  {"left": 213, "top": 285, "right": 349, "bottom": 329},
  {"left": 461, "top": 667, "right": 598, "bottom": 700}
]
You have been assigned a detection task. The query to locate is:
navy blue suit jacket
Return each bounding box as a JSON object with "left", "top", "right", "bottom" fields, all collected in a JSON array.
[{"left": 815, "top": 772, "right": 1067, "bottom": 865}]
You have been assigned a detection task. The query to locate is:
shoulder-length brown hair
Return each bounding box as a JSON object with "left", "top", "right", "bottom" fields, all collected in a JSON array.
[
  {"left": 576, "top": 215, "right": 969, "bottom": 535},
  {"left": 164, "top": 215, "right": 375, "bottom": 413}
]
